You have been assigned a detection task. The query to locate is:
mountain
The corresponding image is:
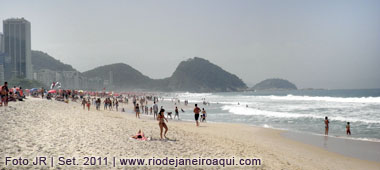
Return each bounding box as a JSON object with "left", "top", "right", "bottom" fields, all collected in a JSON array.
[
  {"left": 31, "top": 50, "right": 77, "bottom": 72},
  {"left": 166, "top": 57, "right": 247, "bottom": 92},
  {"left": 251, "top": 78, "right": 297, "bottom": 90},
  {"left": 82, "top": 57, "right": 247, "bottom": 92},
  {"left": 82, "top": 63, "right": 153, "bottom": 89},
  {"left": 32, "top": 51, "right": 247, "bottom": 92}
]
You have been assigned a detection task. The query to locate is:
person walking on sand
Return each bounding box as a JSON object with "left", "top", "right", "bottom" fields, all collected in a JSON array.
[
  {"left": 201, "top": 108, "right": 207, "bottom": 122},
  {"left": 194, "top": 104, "right": 201, "bottom": 126},
  {"left": 1, "top": 82, "right": 9, "bottom": 107},
  {"left": 153, "top": 102, "right": 159, "bottom": 119},
  {"left": 346, "top": 122, "right": 351, "bottom": 135},
  {"left": 115, "top": 100, "right": 119, "bottom": 111},
  {"left": 157, "top": 109, "right": 168, "bottom": 139},
  {"left": 87, "top": 99, "right": 91, "bottom": 111},
  {"left": 324, "top": 117, "right": 329, "bottom": 135},
  {"left": 82, "top": 98, "right": 86, "bottom": 110},
  {"left": 103, "top": 98, "right": 108, "bottom": 110},
  {"left": 41, "top": 87, "right": 44, "bottom": 99},
  {"left": 174, "top": 106, "right": 179, "bottom": 120},
  {"left": 135, "top": 103, "right": 140, "bottom": 118}
]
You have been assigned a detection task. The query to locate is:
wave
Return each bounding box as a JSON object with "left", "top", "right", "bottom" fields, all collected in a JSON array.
[
  {"left": 221, "top": 105, "right": 380, "bottom": 124},
  {"left": 173, "top": 92, "right": 380, "bottom": 105},
  {"left": 265, "top": 95, "right": 380, "bottom": 103},
  {"left": 173, "top": 92, "right": 213, "bottom": 98}
]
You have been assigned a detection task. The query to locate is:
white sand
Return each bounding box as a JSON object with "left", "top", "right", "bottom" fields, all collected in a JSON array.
[{"left": 1, "top": 98, "right": 379, "bottom": 170}]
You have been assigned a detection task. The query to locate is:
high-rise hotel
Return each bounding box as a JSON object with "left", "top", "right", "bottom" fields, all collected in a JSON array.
[
  {"left": 0, "top": 32, "right": 4, "bottom": 82},
  {"left": 2, "top": 18, "right": 32, "bottom": 81}
]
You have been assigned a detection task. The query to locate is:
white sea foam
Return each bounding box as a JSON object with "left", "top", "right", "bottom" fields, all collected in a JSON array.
[
  {"left": 222, "top": 105, "right": 320, "bottom": 118},
  {"left": 174, "top": 92, "right": 213, "bottom": 98},
  {"left": 263, "top": 124, "right": 273, "bottom": 128},
  {"left": 265, "top": 95, "right": 380, "bottom": 103},
  {"left": 221, "top": 105, "right": 380, "bottom": 124}
]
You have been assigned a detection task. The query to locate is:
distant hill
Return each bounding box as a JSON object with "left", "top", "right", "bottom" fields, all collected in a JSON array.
[
  {"left": 31, "top": 51, "right": 247, "bottom": 92},
  {"left": 166, "top": 57, "right": 247, "bottom": 92},
  {"left": 252, "top": 78, "right": 297, "bottom": 90},
  {"left": 82, "top": 57, "right": 247, "bottom": 92},
  {"left": 31, "top": 50, "right": 77, "bottom": 72},
  {"left": 82, "top": 63, "right": 153, "bottom": 89}
]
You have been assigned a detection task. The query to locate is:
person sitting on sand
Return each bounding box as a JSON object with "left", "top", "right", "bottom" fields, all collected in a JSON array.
[
  {"left": 324, "top": 117, "right": 329, "bottom": 135},
  {"left": 157, "top": 109, "right": 168, "bottom": 139},
  {"left": 346, "top": 122, "right": 351, "bottom": 135},
  {"left": 131, "top": 129, "right": 147, "bottom": 140}
]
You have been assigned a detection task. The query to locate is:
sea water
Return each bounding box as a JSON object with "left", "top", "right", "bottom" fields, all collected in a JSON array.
[{"left": 165, "top": 89, "right": 380, "bottom": 142}]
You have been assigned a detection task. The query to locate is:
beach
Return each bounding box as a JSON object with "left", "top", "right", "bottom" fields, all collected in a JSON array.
[{"left": 1, "top": 98, "right": 380, "bottom": 170}]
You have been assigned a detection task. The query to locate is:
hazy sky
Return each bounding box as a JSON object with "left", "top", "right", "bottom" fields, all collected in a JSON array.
[{"left": 1, "top": 0, "right": 379, "bottom": 89}]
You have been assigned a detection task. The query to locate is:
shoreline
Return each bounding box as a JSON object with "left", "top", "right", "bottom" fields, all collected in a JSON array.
[
  {"left": 283, "top": 131, "right": 380, "bottom": 162},
  {"left": 170, "top": 116, "right": 380, "bottom": 143},
  {"left": 1, "top": 98, "right": 380, "bottom": 169},
  {"left": 165, "top": 115, "right": 380, "bottom": 163}
]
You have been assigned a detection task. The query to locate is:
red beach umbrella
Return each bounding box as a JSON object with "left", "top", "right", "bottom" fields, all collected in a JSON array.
[{"left": 48, "top": 90, "right": 57, "bottom": 93}]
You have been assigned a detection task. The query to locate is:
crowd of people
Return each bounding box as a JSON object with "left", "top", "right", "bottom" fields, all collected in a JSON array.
[
  {"left": 3, "top": 81, "right": 353, "bottom": 140},
  {"left": 0, "top": 81, "right": 213, "bottom": 140},
  {"left": 0, "top": 82, "right": 27, "bottom": 107}
]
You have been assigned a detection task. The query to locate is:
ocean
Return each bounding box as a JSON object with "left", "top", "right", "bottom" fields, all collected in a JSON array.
[{"left": 164, "top": 89, "right": 380, "bottom": 142}]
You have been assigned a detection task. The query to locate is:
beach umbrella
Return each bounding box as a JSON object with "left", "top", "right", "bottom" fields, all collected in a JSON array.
[
  {"left": 78, "top": 90, "right": 84, "bottom": 93},
  {"left": 48, "top": 90, "right": 57, "bottom": 93},
  {"left": 113, "top": 93, "right": 120, "bottom": 97}
]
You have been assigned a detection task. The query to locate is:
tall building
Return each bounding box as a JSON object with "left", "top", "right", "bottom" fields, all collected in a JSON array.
[
  {"left": 0, "top": 33, "right": 4, "bottom": 82},
  {"left": 3, "top": 18, "right": 32, "bottom": 81},
  {"left": 0, "top": 33, "right": 4, "bottom": 52}
]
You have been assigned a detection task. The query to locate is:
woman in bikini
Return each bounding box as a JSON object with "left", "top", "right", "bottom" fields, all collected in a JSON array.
[
  {"left": 157, "top": 109, "right": 168, "bottom": 139},
  {"left": 132, "top": 129, "right": 146, "bottom": 140},
  {"left": 87, "top": 98, "right": 91, "bottom": 111},
  {"left": 346, "top": 122, "right": 351, "bottom": 135},
  {"left": 135, "top": 103, "right": 140, "bottom": 118}
]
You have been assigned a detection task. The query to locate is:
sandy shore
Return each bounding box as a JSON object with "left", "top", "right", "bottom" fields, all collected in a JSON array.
[{"left": 1, "top": 98, "right": 379, "bottom": 170}]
